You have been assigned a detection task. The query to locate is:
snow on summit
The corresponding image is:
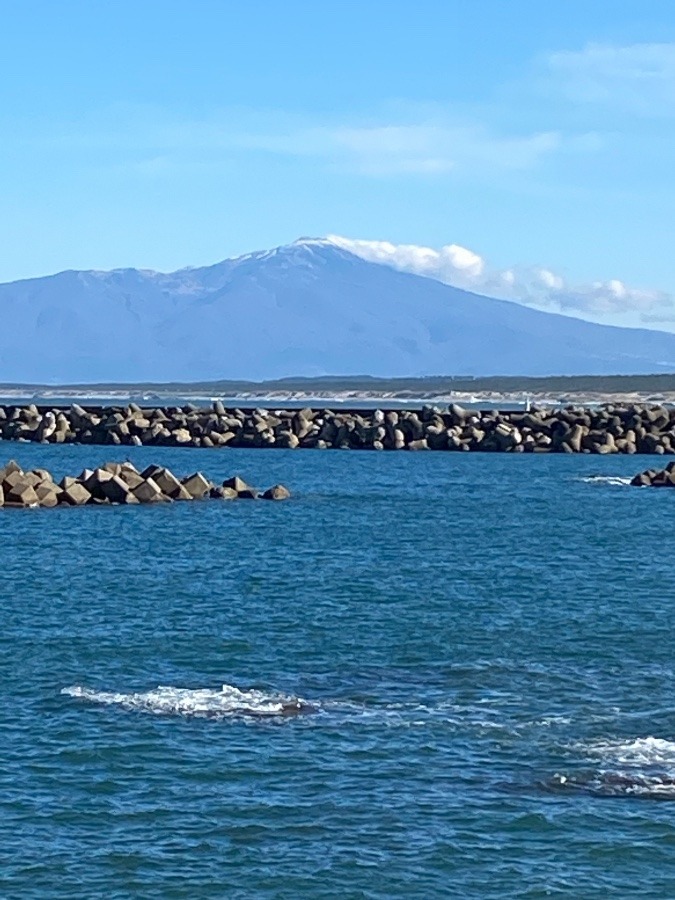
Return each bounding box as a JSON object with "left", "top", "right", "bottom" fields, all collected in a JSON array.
[{"left": 1, "top": 237, "right": 675, "bottom": 382}]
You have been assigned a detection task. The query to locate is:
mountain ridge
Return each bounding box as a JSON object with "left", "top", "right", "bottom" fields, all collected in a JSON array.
[{"left": 2, "top": 238, "right": 675, "bottom": 382}]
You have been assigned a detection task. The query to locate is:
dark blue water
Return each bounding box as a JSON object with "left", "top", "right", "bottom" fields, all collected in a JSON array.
[{"left": 2, "top": 447, "right": 675, "bottom": 898}]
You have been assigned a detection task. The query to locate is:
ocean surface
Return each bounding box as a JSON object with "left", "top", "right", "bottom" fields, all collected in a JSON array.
[{"left": 1, "top": 446, "right": 674, "bottom": 898}]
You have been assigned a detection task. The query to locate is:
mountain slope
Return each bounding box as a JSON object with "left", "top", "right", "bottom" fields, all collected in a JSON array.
[{"left": 1, "top": 238, "right": 675, "bottom": 381}]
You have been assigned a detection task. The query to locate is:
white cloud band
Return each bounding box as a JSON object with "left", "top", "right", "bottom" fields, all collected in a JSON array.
[{"left": 327, "top": 234, "right": 674, "bottom": 324}]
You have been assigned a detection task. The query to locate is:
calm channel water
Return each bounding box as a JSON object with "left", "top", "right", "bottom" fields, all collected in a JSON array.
[{"left": 1, "top": 446, "right": 674, "bottom": 898}]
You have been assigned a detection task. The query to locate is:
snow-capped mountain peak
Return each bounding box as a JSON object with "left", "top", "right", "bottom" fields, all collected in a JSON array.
[{"left": 1, "top": 237, "right": 675, "bottom": 382}]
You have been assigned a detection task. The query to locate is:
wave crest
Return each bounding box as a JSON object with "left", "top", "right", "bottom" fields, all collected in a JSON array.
[
  {"left": 548, "top": 736, "right": 675, "bottom": 800},
  {"left": 61, "top": 683, "right": 317, "bottom": 719},
  {"left": 579, "top": 736, "right": 675, "bottom": 766},
  {"left": 581, "top": 475, "right": 632, "bottom": 486}
]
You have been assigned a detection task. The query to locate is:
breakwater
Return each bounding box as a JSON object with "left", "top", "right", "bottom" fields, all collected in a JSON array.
[
  {"left": 631, "top": 462, "right": 675, "bottom": 487},
  {"left": 0, "top": 459, "right": 289, "bottom": 508},
  {"left": 1, "top": 401, "right": 675, "bottom": 454}
]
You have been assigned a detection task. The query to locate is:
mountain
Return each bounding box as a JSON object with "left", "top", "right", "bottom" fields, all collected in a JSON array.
[{"left": 2, "top": 237, "right": 675, "bottom": 382}]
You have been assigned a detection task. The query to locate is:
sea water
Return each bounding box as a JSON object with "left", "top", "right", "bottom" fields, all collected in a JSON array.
[{"left": 1, "top": 447, "right": 674, "bottom": 898}]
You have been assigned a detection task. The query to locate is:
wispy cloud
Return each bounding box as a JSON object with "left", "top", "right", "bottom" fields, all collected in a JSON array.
[
  {"left": 542, "top": 42, "right": 675, "bottom": 116},
  {"left": 12, "top": 41, "right": 671, "bottom": 186},
  {"left": 40, "top": 104, "right": 575, "bottom": 180},
  {"left": 311, "top": 123, "right": 562, "bottom": 176},
  {"left": 328, "top": 235, "right": 675, "bottom": 327}
]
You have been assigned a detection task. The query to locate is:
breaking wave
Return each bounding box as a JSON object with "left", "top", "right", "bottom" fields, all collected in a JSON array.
[
  {"left": 547, "top": 737, "right": 675, "bottom": 799},
  {"left": 61, "top": 683, "right": 317, "bottom": 719},
  {"left": 579, "top": 736, "right": 675, "bottom": 766},
  {"left": 581, "top": 475, "right": 632, "bottom": 486}
]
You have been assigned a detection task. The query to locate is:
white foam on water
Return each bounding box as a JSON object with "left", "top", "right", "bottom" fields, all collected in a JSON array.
[
  {"left": 534, "top": 715, "right": 573, "bottom": 727},
  {"left": 578, "top": 736, "right": 675, "bottom": 766},
  {"left": 61, "top": 683, "right": 316, "bottom": 719},
  {"left": 581, "top": 475, "right": 632, "bottom": 486},
  {"left": 325, "top": 698, "right": 525, "bottom": 735},
  {"left": 550, "top": 737, "right": 675, "bottom": 799}
]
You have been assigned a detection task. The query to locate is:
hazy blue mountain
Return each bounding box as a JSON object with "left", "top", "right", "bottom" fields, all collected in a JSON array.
[{"left": 2, "top": 237, "right": 675, "bottom": 382}]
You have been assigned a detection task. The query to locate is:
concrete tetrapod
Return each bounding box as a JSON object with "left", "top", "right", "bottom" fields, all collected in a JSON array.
[{"left": 0, "top": 460, "right": 291, "bottom": 509}]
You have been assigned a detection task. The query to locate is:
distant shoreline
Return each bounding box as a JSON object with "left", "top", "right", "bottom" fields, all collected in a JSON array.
[
  {"left": 2, "top": 373, "right": 675, "bottom": 411},
  {"left": 3, "top": 373, "right": 675, "bottom": 392},
  {"left": 0, "top": 391, "right": 673, "bottom": 412}
]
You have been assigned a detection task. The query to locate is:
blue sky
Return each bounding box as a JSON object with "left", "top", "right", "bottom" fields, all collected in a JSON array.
[{"left": 2, "top": 0, "right": 675, "bottom": 326}]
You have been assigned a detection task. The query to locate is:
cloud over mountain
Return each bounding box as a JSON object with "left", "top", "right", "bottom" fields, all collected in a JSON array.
[
  {"left": 327, "top": 235, "right": 675, "bottom": 325},
  {"left": 1, "top": 237, "right": 675, "bottom": 383}
]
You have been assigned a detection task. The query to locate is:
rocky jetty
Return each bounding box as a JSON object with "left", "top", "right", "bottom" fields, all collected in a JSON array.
[
  {"left": 0, "top": 459, "right": 290, "bottom": 509},
  {"left": 1, "top": 401, "right": 675, "bottom": 454},
  {"left": 630, "top": 461, "right": 675, "bottom": 487}
]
